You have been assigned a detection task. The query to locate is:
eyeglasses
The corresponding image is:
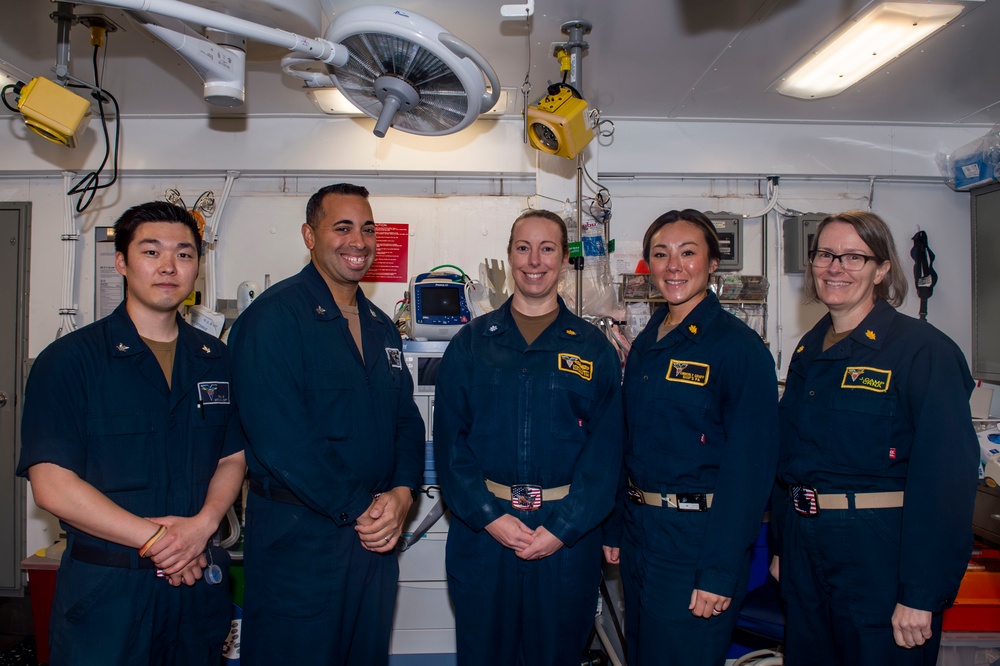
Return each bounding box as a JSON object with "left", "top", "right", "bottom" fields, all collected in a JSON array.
[{"left": 808, "top": 250, "right": 877, "bottom": 271}]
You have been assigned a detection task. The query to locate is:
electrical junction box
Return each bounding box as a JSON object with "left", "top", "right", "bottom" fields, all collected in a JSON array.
[
  {"left": 707, "top": 213, "right": 743, "bottom": 272},
  {"left": 17, "top": 77, "right": 92, "bottom": 148},
  {"left": 783, "top": 213, "right": 827, "bottom": 273},
  {"left": 526, "top": 86, "right": 593, "bottom": 160}
]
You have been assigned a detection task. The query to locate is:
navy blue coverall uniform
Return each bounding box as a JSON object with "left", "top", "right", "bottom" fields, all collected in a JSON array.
[
  {"left": 775, "top": 299, "right": 979, "bottom": 665},
  {"left": 606, "top": 292, "right": 778, "bottom": 666},
  {"left": 17, "top": 302, "right": 243, "bottom": 666},
  {"left": 227, "top": 262, "right": 424, "bottom": 666},
  {"left": 433, "top": 297, "right": 624, "bottom": 666}
]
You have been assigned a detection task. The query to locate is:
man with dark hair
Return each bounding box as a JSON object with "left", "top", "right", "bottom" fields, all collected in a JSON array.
[
  {"left": 228, "top": 183, "right": 424, "bottom": 666},
  {"left": 18, "top": 200, "right": 246, "bottom": 665}
]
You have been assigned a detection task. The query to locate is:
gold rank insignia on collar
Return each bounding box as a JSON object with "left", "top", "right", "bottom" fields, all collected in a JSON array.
[
  {"left": 566, "top": 329, "right": 577, "bottom": 336},
  {"left": 116, "top": 343, "right": 129, "bottom": 352},
  {"left": 315, "top": 305, "right": 326, "bottom": 315},
  {"left": 688, "top": 324, "right": 698, "bottom": 335},
  {"left": 202, "top": 345, "right": 212, "bottom": 354},
  {"left": 865, "top": 329, "right": 877, "bottom": 340},
  {"left": 558, "top": 353, "right": 593, "bottom": 380},
  {"left": 796, "top": 345, "right": 805, "bottom": 353}
]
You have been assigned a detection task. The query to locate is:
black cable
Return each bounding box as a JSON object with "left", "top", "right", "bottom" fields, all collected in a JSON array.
[
  {"left": 1, "top": 83, "right": 20, "bottom": 113},
  {"left": 66, "top": 43, "right": 120, "bottom": 213}
]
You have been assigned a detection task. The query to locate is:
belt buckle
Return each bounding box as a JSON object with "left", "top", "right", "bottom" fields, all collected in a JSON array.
[
  {"left": 627, "top": 486, "right": 645, "bottom": 506},
  {"left": 676, "top": 493, "right": 707, "bottom": 512},
  {"left": 510, "top": 484, "right": 543, "bottom": 511},
  {"left": 790, "top": 485, "right": 819, "bottom": 516}
]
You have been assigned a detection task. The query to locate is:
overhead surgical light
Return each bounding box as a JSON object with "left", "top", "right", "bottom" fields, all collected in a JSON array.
[
  {"left": 775, "top": 2, "right": 963, "bottom": 99},
  {"left": 305, "top": 86, "right": 514, "bottom": 119},
  {"left": 74, "top": 0, "right": 500, "bottom": 137},
  {"left": 321, "top": 6, "right": 500, "bottom": 137}
]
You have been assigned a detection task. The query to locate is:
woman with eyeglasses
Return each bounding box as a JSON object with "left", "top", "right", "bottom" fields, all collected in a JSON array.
[{"left": 772, "top": 210, "right": 979, "bottom": 665}]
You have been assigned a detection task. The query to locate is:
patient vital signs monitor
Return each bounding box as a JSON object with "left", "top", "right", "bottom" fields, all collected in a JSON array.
[{"left": 409, "top": 272, "right": 471, "bottom": 341}]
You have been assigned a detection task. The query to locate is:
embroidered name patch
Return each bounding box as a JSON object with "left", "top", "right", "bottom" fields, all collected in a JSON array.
[
  {"left": 198, "top": 382, "right": 230, "bottom": 404},
  {"left": 840, "top": 366, "right": 891, "bottom": 393},
  {"left": 558, "top": 353, "right": 593, "bottom": 381},
  {"left": 666, "top": 359, "right": 710, "bottom": 386},
  {"left": 385, "top": 347, "right": 403, "bottom": 370}
]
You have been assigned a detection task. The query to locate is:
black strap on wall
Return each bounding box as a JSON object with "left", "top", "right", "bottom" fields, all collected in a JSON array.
[{"left": 910, "top": 230, "right": 937, "bottom": 321}]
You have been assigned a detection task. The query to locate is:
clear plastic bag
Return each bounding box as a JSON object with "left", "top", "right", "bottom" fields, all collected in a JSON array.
[{"left": 938, "top": 123, "right": 1000, "bottom": 191}]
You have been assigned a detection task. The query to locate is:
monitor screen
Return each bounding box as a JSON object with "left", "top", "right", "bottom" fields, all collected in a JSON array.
[
  {"left": 417, "top": 356, "right": 442, "bottom": 389},
  {"left": 420, "top": 285, "right": 463, "bottom": 317}
]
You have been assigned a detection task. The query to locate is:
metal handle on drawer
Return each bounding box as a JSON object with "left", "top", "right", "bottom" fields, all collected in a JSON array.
[{"left": 992, "top": 513, "right": 1000, "bottom": 521}]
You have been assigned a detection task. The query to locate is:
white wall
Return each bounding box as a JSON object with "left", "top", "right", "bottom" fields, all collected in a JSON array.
[{"left": 1, "top": 115, "right": 983, "bottom": 557}]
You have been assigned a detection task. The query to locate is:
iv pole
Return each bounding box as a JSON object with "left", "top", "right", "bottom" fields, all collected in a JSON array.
[{"left": 559, "top": 20, "right": 591, "bottom": 317}]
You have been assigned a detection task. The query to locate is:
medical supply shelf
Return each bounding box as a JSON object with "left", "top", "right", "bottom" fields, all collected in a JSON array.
[{"left": 620, "top": 273, "right": 769, "bottom": 342}]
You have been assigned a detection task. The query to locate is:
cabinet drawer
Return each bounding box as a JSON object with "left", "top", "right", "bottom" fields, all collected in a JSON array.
[{"left": 973, "top": 485, "right": 1000, "bottom": 549}]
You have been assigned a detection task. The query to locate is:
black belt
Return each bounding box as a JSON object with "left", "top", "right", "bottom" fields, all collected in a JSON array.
[
  {"left": 249, "top": 477, "right": 305, "bottom": 506},
  {"left": 70, "top": 542, "right": 157, "bottom": 570}
]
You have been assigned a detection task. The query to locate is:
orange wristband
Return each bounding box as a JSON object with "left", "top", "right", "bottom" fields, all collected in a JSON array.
[{"left": 138, "top": 525, "right": 167, "bottom": 558}]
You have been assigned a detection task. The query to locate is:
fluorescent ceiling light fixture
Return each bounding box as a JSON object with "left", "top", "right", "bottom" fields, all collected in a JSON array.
[
  {"left": 776, "top": 2, "right": 963, "bottom": 99},
  {"left": 307, "top": 87, "right": 514, "bottom": 117}
]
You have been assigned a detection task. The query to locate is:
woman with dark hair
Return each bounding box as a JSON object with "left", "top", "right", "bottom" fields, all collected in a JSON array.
[
  {"left": 603, "top": 209, "right": 778, "bottom": 665},
  {"left": 772, "top": 210, "right": 979, "bottom": 665},
  {"left": 435, "top": 210, "right": 624, "bottom": 665}
]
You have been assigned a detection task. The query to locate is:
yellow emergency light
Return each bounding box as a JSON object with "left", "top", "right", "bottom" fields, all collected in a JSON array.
[
  {"left": 17, "top": 77, "right": 92, "bottom": 148},
  {"left": 526, "top": 84, "right": 593, "bottom": 160}
]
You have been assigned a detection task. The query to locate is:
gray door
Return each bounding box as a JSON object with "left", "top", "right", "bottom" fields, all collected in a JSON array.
[{"left": 0, "top": 203, "right": 30, "bottom": 594}]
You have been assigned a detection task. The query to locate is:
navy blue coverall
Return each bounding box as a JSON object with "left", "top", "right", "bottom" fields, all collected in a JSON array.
[
  {"left": 17, "top": 302, "right": 243, "bottom": 666},
  {"left": 228, "top": 262, "right": 424, "bottom": 666},
  {"left": 606, "top": 291, "right": 778, "bottom": 666},
  {"left": 775, "top": 299, "right": 979, "bottom": 665},
  {"left": 433, "top": 297, "right": 624, "bottom": 666}
]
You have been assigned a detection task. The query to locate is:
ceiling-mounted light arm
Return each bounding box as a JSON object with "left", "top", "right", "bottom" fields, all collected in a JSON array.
[
  {"left": 127, "top": 10, "right": 247, "bottom": 105},
  {"left": 281, "top": 54, "right": 336, "bottom": 88},
  {"left": 69, "top": 0, "right": 350, "bottom": 65},
  {"left": 439, "top": 33, "right": 501, "bottom": 113}
]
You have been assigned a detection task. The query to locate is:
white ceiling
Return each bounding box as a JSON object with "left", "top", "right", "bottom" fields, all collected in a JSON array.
[{"left": 3, "top": 0, "right": 999, "bottom": 127}]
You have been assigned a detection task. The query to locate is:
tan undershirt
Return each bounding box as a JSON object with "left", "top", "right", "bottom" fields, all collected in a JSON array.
[
  {"left": 656, "top": 316, "right": 680, "bottom": 342},
  {"left": 511, "top": 306, "right": 559, "bottom": 346},
  {"left": 141, "top": 336, "right": 177, "bottom": 389},
  {"left": 339, "top": 304, "right": 364, "bottom": 363},
  {"left": 822, "top": 325, "right": 854, "bottom": 352}
]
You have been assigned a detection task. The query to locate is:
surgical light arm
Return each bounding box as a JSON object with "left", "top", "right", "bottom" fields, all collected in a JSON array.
[
  {"left": 127, "top": 11, "right": 247, "bottom": 105},
  {"left": 66, "top": 0, "right": 349, "bottom": 66}
]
